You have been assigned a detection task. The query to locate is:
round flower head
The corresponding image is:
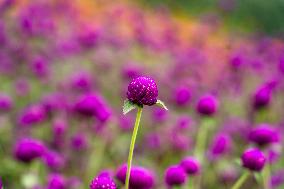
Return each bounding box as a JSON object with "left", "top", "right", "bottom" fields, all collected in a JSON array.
[
  {"left": 253, "top": 86, "right": 271, "bottom": 110},
  {"left": 248, "top": 124, "right": 279, "bottom": 147},
  {"left": 74, "top": 93, "right": 111, "bottom": 122},
  {"left": 71, "top": 133, "right": 88, "bottom": 151},
  {"left": 164, "top": 165, "right": 186, "bottom": 187},
  {"left": 90, "top": 175, "right": 117, "bottom": 189},
  {"left": 47, "top": 174, "right": 66, "bottom": 189},
  {"left": 18, "top": 104, "right": 46, "bottom": 127},
  {"left": 174, "top": 86, "right": 191, "bottom": 106},
  {"left": 210, "top": 133, "right": 231, "bottom": 157},
  {"left": 43, "top": 150, "right": 65, "bottom": 171},
  {"left": 180, "top": 157, "right": 200, "bottom": 175},
  {"left": 0, "top": 93, "right": 13, "bottom": 112},
  {"left": 14, "top": 138, "right": 46, "bottom": 163},
  {"left": 116, "top": 164, "right": 155, "bottom": 189},
  {"left": 241, "top": 148, "right": 266, "bottom": 172},
  {"left": 127, "top": 76, "right": 158, "bottom": 106},
  {"left": 196, "top": 95, "right": 218, "bottom": 116}
]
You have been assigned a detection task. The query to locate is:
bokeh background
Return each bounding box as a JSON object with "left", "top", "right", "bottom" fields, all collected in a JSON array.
[{"left": 0, "top": 0, "right": 284, "bottom": 188}]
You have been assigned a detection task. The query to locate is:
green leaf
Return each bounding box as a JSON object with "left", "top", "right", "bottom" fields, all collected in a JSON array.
[
  {"left": 155, "top": 100, "right": 168, "bottom": 110},
  {"left": 123, "top": 100, "right": 137, "bottom": 115}
]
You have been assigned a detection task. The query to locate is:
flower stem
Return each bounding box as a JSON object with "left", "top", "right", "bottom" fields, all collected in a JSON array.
[
  {"left": 262, "top": 162, "right": 271, "bottom": 189},
  {"left": 194, "top": 117, "right": 211, "bottom": 164},
  {"left": 125, "top": 107, "right": 143, "bottom": 189},
  {"left": 231, "top": 171, "right": 250, "bottom": 189}
]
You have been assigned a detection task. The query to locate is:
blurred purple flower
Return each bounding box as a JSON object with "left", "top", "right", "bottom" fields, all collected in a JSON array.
[
  {"left": 14, "top": 138, "right": 46, "bottom": 163},
  {"left": 164, "top": 165, "right": 186, "bottom": 187},
  {"left": 241, "top": 148, "right": 266, "bottom": 172},
  {"left": 248, "top": 124, "right": 280, "bottom": 147},
  {"left": 18, "top": 104, "right": 46, "bottom": 127},
  {"left": 47, "top": 174, "right": 66, "bottom": 189},
  {"left": 116, "top": 164, "right": 155, "bottom": 189},
  {"left": 127, "top": 76, "right": 158, "bottom": 106},
  {"left": 0, "top": 93, "right": 13, "bottom": 112},
  {"left": 173, "top": 86, "right": 191, "bottom": 106}
]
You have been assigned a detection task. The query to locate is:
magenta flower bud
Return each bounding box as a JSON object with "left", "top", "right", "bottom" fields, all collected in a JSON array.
[
  {"left": 180, "top": 157, "right": 200, "bottom": 175},
  {"left": 90, "top": 175, "right": 117, "bottom": 189},
  {"left": 74, "top": 93, "right": 111, "bottom": 122},
  {"left": 14, "top": 138, "right": 46, "bottom": 163},
  {"left": 78, "top": 27, "right": 101, "bottom": 48},
  {"left": 253, "top": 86, "right": 271, "bottom": 110},
  {"left": 127, "top": 76, "right": 158, "bottom": 106},
  {"left": 71, "top": 71, "right": 93, "bottom": 92},
  {"left": 241, "top": 148, "right": 266, "bottom": 172},
  {"left": 248, "top": 124, "right": 279, "bottom": 147},
  {"left": 175, "top": 115, "right": 192, "bottom": 131},
  {"left": 230, "top": 54, "right": 243, "bottom": 69},
  {"left": 196, "top": 95, "right": 218, "bottom": 116},
  {"left": 174, "top": 86, "right": 191, "bottom": 106},
  {"left": 210, "top": 133, "right": 231, "bottom": 157},
  {"left": 43, "top": 150, "right": 65, "bottom": 171},
  {"left": 18, "top": 104, "right": 46, "bottom": 127},
  {"left": 116, "top": 164, "right": 155, "bottom": 189},
  {"left": 151, "top": 108, "right": 168, "bottom": 123},
  {"left": 0, "top": 93, "right": 13, "bottom": 112},
  {"left": 71, "top": 133, "right": 88, "bottom": 151},
  {"left": 30, "top": 56, "right": 49, "bottom": 78},
  {"left": 47, "top": 174, "right": 66, "bottom": 189},
  {"left": 165, "top": 165, "right": 186, "bottom": 187}
]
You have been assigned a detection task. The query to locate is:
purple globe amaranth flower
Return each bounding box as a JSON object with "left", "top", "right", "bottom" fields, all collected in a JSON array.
[
  {"left": 90, "top": 175, "right": 117, "bottom": 189},
  {"left": 151, "top": 108, "right": 168, "bottom": 123},
  {"left": 0, "top": 93, "right": 13, "bottom": 112},
  {"left": 248, "top": 124, "right": 279, "bottom": 147},
  {"left": 0, "top": 178, "right": 2, "bottom": 189},
  {"left": 30, "top": 56, "right": 49, "bottom": 78},
  {"left": 116, "top": 164, "right": 155, "bottom": 189},
  {"left": 196, "top": 95, "right": 218, "bottom": 116},
  {"left": 164, "top": 165, "right": 186, "bottom": 187},
  {"left": 43, "top": 150, "right": 65, "bottom": 171},
  {"left": 71, "top": 71, "right": 93, "bottom": 92},
  {"left": 18, "top": 104, "right": 46, "bottom": 127},
  {"left": 241, "top": 148, "right": 266, "bottom": 172},
  {"left": 180, "top": 157, "right": 200, "bottom": 175},
  {"left": 71, "top": 133, "right": 88, "bottom": 151},
  {"left": 253, "top": 86, "right": 272, "bottom": 110},
  {"left": 77, "top": 27, "right": 101, "bottom": 48},
  {"left": 127, "top": 76, "right": 158, "bottom": 106},
  {"left": 74, "top": 93, "right": 111, "bottom": 122},
  {"left": 271, "top": 169, "right": 284, "bottom": 188},
  {"left": 14, "top": 138, "right": 46, "bottom": 163},
  {"left": 210, "top": 133, "right": 232, "bottom": 157},
  {"left": 174, "top": 86, "right": 191, "bottom": 106},
  {"left": 174, "top": 115, "right": 192, "bottom": 131},
  {"left": 47, "top": 174, "right": 66, "bottom": 189},
  {"left": 229, "top": 54, "right": 243, "bottom": 70}
]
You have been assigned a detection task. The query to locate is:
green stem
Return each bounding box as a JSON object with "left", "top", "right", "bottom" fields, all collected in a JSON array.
[
  {"left": 262, "top": 162, "right": 271, "bottom": 189},
  {"left": 194, "top": 118, "right": 211, "bottom": 164},
  {"left": 231, "top": 171, "right": 250, "bottom": 189},
  {"left": 188, "top": 177, "right": 194, "bottom": 189},
  {"left": 125, "top": 107, "right": 143, "bottom": 189}
]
